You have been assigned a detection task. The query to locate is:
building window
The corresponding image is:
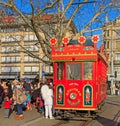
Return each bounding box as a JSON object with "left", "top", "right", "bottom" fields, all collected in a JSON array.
[
  {"left": 24, "top": 56, "right": 39, "bottom": 62},
  {"left": 7, "top": 57, "right": 11, "bottom": 62},
  {"left": 16, "top": 56, "right": 21, "bottom": 62},
  {"left": 107, "top": 41, "right": 110, "bottom": 48},
  {"left": 104, "top": 41, "right": 106, "bottom": 49},
  {"left": 14, "top": 35, "right": 21, "bottom": 41},
  {"left": 116, "top": 40, "right": 120, "bottom": 43},
  {"left": 49, "top": 66, "right": 53, "bottom": 73},
  {"left": 11, "top": 67, "right": 20, "bottom": 72},
  {"left": 24, "top": 66, "right": 39, "bottom": 72},
  {"left": 24, "top": 67, "right": 31, "bottom": 72},
  {"left": 104, "top": 41, "right": 109, "bottom": 49},
  {"left": 32, "top": 67, "right": 39, "bottom": 72},
  {"left": 107, "top": 30, "right": 109, "bottom": 36},
  {"left": 116, "top": 40, "right": 120, "bottom": 49},
  {"left": 1, "top": 47, "right": 5, "bottom": 52},
  {"left": 114, "top": 67, "right": 120, "bottom": 73},
  {"left": 1, "top": 66, "right": 20, "bottom": 72},
  {"left": 24, "top": 34, "right": 38, "bottom": 41},
  {"left": 2, "top": 46, "right": 20, "bottom": 53},
  {"left": 1, "top": 67, "right": 10, "bottom": 72},
  {"left": 116, "top": 54, "right": 120, "bottom": 60},
  {"left": 24, "top": 45, "right": 39, "bottom": 52},
  {"left": 11, "top": 57, "right": 15, "bottom": 62},
  {"left": 116, "top": 30, "right": 120, "bottom": 37},
  {"left": 1, "top": 35, "right": 21, "bottom": 42},
  {"left": 1, "top": 57, "right": 5, "bottom": 62},
  {"left": 1, "top": 56, "right": 20, "bottom": 63}
]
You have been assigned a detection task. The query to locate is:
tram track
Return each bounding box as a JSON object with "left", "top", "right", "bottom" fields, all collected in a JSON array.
[
  {"left": 113, "top": 110, "right": 120, "bottom": 126},
  {"left": 78, "top": 118, "right": 93, "bottom": 126},
  {"left": 52, "top": 119, "right": 69, "bottom": 126},
  {"left": 52, "top": 104, "right": 114, "bottom": 126},
  {"left": 52, "top": 117, "right": 94, "bottom": 126}
]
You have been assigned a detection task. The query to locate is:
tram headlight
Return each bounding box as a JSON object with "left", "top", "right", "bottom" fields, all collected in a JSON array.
[{"left": 70, "top": 93, "right": 76, "bottom": 100}]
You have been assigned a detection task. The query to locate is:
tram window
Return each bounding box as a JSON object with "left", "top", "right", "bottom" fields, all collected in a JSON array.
[
  {"left": 67, "top": 64, "right": 81, "bottom": 80},
  {"left": 57, "top": 62, "right": 64, "bottom": 80},
  {"left": 84, "top": 62, "right": 93, "bottom": 80}
]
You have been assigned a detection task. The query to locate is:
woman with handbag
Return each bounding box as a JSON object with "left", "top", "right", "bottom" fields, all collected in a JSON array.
[{"left": 13, "top": 85, "right": 27, "bottom": 120}]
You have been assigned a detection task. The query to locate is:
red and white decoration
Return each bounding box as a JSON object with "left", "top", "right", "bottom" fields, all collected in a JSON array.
[
  {"left": 92, "top": 35, "right": 99, "bottom": 43},
  {"left": 78, "top": 36, "right": 86, "bottom": 44},
  {"left": 50, "top": 37, "right": 57, "bottom": 45},
  {"left": 62, "top": 37, "right": 69, "bottom": 45}
]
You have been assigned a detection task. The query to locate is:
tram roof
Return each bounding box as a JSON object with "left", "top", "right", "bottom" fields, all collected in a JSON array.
[
  {"left": 50, "top": 38, "right": 108, "bottom": 65},
  {"left": 69, "top": 39, "right": 94, "bottom": 47}
]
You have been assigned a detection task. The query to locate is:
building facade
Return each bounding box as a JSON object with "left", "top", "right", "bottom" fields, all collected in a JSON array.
[
  {"left": 0, "top": 15, "right": 77, "bottom": 80},
  {"left": 103, "top": 17, "right": 120, "bottom": 82}
]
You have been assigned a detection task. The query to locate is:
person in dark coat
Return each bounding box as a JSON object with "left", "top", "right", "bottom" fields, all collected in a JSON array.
[
  {"left": 6, "top": 81, "right": 13, "bottom": 99},
  {"left": 0, "top": 83, "right": 4, "bottom": 108},
  {"left": 31, "top": 84, "right": 40, "bottom": 103},
  {"left": 23, "top": 80, "right": 31, "bottom": 92}
]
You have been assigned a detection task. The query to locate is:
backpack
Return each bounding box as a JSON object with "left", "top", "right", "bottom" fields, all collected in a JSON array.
[
  {"left": 14, "top": 88, "right": 27, "bottom": 104},
  {"left": 18, "top": 92, "right": 27, "bottom": 104}
]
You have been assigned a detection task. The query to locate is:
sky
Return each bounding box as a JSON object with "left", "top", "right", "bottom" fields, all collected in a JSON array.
[
  {"left": 4, "top": 0, "right": 120, "bottom": 48},
  {"left": 63, "top": 0, "right": 120, "bottom": 48}
]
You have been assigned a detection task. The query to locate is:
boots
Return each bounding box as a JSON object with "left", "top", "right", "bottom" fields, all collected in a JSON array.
[{"left": 15, "top": 114, "right": 24, "bottom": 120}]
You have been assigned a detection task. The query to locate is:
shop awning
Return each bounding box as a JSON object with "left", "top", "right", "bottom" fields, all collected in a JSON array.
[
  {"left": 0, "top": 75, "right": 16, "bottom": 79},
  {"left": 22, "top": 75, "right": 37, "bottom": 79}
]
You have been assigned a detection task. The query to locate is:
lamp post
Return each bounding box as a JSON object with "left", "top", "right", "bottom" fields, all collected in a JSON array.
[{"left": 110, "top": 22, "right": 115, "bottom": 95}]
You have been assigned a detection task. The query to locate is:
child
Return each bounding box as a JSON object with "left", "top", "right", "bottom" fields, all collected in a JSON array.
[
  {"left": 3, "top": 96, "right": 12, "bottom": 118},
  {"left": 36, "top": 94, "right": 44, "bottom": 115},
  {"left": 26, "top": 90, "right": 32, "bottom": 110}
]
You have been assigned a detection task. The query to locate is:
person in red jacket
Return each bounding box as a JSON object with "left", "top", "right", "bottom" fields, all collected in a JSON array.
[
  {"left": 36, "top": 93, "right": 44, "bottom": 114},
  {"left": 3, "top": 96, "right": 12, "bottom": 118}
]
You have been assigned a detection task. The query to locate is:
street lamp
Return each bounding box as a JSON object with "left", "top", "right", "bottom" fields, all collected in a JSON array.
[{"left": 110, "top": 22, "right": 115, "bottom": 95}]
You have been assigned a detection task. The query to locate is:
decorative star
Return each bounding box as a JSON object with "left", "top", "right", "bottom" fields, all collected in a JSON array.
[
  {"left": 62, "top": 37, "right": 69, "bottom": 44},
  {"left": 92, "top": 35, "right": 99, "bottom": 43},
  {"left": 50, "top": 37, "right": 57, "bottom": 45},
  {"left": 78, "top": 36, "right": 86, "bottom": 44}
]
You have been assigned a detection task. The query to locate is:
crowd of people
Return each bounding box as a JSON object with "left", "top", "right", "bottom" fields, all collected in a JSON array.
[{"left": 0, "top": 78, "right": 55, "bottom": 120}]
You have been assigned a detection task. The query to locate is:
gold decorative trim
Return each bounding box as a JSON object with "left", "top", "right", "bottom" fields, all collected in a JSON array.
[
  {"left": 53, "top": 54, "right": 97, "bottom": 57},
  {"left": 54, "top": 107, "right": 97, "bottom": 110}
]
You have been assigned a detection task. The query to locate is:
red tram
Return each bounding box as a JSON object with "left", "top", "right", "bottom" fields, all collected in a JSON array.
[{"left": 50, "top": 36, "right": 108, "bottom": 118}]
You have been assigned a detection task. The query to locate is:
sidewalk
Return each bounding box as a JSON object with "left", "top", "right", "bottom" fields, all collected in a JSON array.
[
  {"left": 0, "top": 93, "right": 120, "bottom": 126},
  {"left": 0, "top": 106, "right": 42, "bottom": 126}
]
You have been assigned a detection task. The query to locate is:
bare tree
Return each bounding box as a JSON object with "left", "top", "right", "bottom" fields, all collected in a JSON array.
[{"left": 0, "top": 0, "right": 120, "bottom": 64}]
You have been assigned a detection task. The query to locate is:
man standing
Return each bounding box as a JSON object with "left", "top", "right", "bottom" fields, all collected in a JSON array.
[{"left": 41, "top": 80, "right": 54, "bottom": 119}]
